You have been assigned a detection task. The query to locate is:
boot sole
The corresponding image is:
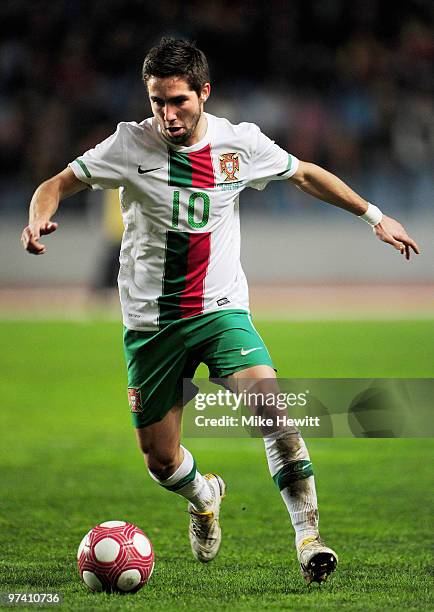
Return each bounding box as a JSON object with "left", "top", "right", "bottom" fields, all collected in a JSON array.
[{"left": 302, "top": 551, "right": 338, "bottom": 584}]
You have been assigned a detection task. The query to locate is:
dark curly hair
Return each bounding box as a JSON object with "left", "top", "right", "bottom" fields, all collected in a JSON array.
[{"left": 142, "top": 37, "right": 210, "bottom": 96}]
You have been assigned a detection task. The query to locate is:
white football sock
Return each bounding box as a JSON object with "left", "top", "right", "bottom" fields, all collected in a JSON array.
[
  {"left": 264, "top": 429, "right": 319, "bottom": 546},
  {"left": 149, "top": 445, "right": 213, "bottom": 512}
]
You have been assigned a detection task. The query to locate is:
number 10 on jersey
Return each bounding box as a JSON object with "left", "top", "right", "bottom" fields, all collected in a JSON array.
[{"left": 172, "top": 191, "right": 210, "bottom": 229}]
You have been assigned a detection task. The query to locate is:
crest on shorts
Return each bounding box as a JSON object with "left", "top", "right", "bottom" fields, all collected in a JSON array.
[
  {"left": 128, "top": 388, "right": 143, "bottom": 413},
  {"left": 219, "top": 153, "right": 240, "bottom": 182}
]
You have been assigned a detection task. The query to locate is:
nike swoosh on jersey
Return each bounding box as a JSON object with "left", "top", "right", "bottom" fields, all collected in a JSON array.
[
  {"left": 138, "top": 165, "right": 162, "bottom": 174},
  {"left": 240, "top": 347, "right": 263, "bottom": 356}
]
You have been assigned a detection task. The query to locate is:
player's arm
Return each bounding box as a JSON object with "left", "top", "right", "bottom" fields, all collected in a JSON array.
[
  {"left": 21, "top": 167, "right": 88, "bottom": 255},
  {"left": 289, "top": 161, "right": 420, "bottom": 260}
]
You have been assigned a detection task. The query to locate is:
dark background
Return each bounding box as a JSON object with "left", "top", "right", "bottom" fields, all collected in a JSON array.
[{"left": 0, "top": 0, "right": 432, "bottom": 216}]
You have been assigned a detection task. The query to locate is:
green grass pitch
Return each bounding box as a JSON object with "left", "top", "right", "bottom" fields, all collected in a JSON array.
[{"left": 0, "top": 319, "right": 433, "bottom": 611}]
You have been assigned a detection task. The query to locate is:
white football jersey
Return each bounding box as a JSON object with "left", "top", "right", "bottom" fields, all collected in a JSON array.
[{"left": 69, "top": 113, "right": 299, "bottom": 330}]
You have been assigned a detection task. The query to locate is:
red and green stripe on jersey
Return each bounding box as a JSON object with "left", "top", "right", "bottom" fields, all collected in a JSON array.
[
  {"left": 168, "top": 144, "right": 215, "bottom": 188},
  {"left": 158, "top": 230, "right": 211, "bottom": 327},
  {"left": 160, "top": 144, "right": 214, "bottom": 325}
]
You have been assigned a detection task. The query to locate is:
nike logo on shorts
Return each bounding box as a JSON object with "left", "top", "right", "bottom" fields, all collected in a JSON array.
[
  {"left": 240, "top": 347, "right": 263, "bottom": 356},
  {"left": 138, "top": 165, "right": 162, "bottom": 174}
]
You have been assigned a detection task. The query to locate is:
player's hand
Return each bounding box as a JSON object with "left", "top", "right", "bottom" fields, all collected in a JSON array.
[
  {"left": 373, "top": 215, "right": 420, "bottom": 261},
  {"left": 21, "top": 221, "right": 58, "bottom": 255}
]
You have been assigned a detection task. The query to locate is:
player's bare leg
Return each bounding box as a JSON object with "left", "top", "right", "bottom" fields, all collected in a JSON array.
[
  {"left": 135, "top": 401, "right": 184, "bottom": 480},
  {"left": 227, "top": 366, "right": 337, "bottom": 584},
  {"left": 135, "top": 402, "right": 225, "bottom": 563}
]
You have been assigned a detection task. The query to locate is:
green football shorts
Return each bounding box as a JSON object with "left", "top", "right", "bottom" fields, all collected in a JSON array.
[{"left": 123, "top": 309, "right": 274, "bottom": 428}]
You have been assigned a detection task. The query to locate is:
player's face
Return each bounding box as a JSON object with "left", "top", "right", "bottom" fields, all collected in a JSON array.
[{"left": 147, "top": 76, "right": 210, "bottom": 146}]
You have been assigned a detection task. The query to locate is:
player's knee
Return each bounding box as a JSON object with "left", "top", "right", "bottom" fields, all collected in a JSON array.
[
  {"left": 135, "top": 432, "right": 180, "bottom": 478},
  {"left": 135, "top": 431, "right": 151, "bottom": 455}
]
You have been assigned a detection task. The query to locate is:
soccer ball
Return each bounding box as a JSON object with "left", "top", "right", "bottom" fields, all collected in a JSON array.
[{"left": 77, "top": 520, "right": 154, "bottom": 593}]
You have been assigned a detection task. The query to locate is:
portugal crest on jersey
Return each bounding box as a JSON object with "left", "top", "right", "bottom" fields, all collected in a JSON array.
[{"left": 219, "top": 152, "right": 239, "bottom": 181}]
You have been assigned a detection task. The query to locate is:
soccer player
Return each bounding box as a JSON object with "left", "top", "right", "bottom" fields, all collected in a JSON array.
[{"left": 21, "top": 37, "right": 419, "bottom": 584}]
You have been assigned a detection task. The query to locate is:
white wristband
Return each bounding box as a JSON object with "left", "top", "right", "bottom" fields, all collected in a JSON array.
[{"left": 360, "top": 203, "right": 383, "bottom": 226}]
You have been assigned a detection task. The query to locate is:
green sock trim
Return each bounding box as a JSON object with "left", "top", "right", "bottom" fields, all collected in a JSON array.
[
  {"left": 272, "top": 460, "right": 313, "bottom": 491},
  {"left": 163, "top": 459, "right": 197, "bottom": 492}
]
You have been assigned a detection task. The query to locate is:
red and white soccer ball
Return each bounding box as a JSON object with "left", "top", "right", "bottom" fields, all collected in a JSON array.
[{"left": 77, "top": 521, "right": 154, "bottom": 593}]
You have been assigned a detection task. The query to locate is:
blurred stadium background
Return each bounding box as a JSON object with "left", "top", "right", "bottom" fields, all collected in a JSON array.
[{"left": 0, "top": 0, "right": 432, "bottom": 318}]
